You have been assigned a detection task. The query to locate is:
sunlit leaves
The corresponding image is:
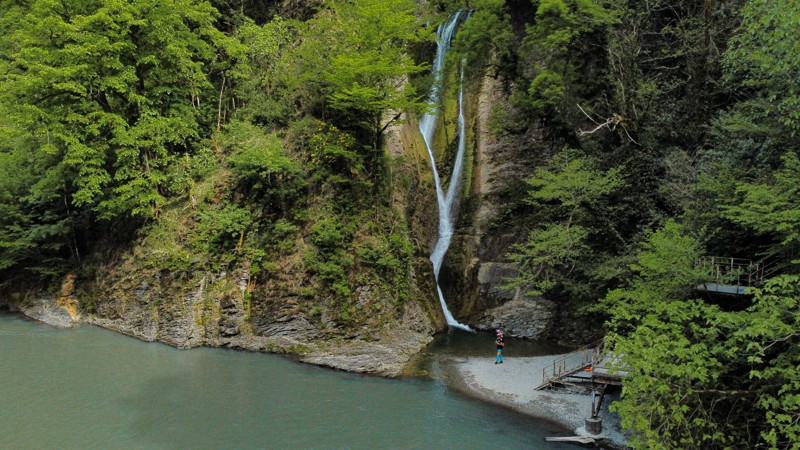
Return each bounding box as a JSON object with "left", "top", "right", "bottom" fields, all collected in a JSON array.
[
  {"left": 0, "top": 0, "right": 232, "bottom": 276},
  {"left": 0, "top": 0, "right": 231, "bottom": 219},
  {"left": 295, "top": 0, "right": 429, "bottom": 144},
  {"left": 604, "top": 220, "right": 800, "bottom": 448}
]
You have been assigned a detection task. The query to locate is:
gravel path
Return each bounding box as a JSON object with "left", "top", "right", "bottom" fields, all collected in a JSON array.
[{"left": 450, "top": 355, "right": 629, "bottom": 448}]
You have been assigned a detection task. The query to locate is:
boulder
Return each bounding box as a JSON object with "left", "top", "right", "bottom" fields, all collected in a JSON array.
[
  {"left": 473, "top": 295, "right": 556, "bottom": 339},
  {"left": 18, "top": 292, "right": 80, "bottom": 329}
]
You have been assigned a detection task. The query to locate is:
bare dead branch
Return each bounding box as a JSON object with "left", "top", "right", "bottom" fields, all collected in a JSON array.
[{"left": 576, "top": 104, "right": 641, "bottom": 145}]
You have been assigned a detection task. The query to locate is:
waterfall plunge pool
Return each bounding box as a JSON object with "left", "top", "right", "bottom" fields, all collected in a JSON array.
[{"left": 1, "top": 311, "right": 581, "bottom": 449}]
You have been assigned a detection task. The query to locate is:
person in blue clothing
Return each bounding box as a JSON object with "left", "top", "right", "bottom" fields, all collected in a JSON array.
[{"left": 494, "top": 327, "right": 505, "bottom": 364}]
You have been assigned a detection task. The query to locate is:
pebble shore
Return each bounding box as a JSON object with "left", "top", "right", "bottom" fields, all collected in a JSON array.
[{"left": 450, "top": 355, "right": 629, "bottom": 448}]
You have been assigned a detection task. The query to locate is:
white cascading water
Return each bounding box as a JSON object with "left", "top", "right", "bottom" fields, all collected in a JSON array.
[{"left": 419, "top": 12, "right": 472, "bottom": 332}]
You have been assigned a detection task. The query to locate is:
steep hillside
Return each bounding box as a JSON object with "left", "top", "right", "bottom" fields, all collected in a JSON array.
[{"left": 7, "top": 116, "right": 442, "bottom": 376}]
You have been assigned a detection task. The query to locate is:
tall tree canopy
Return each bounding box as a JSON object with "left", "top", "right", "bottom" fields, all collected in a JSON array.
[
  {"left": 291, "top": 0, "right": 430, "bottom": 149},
  {"left": 0, "top": 0, "right": 233, "bottom": 219},
  {"left": 0, "top": 0, "right": 234, "bottom": 275}
]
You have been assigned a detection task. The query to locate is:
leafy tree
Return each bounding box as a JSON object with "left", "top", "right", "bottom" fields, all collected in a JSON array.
[
  {"left": 292, "top": 0, "right": 430, "bottom": 150},
  {"left": 603, "top": 221, "right": 800, "bottom": 449},
  {"left": 232, "top": 17, "right": 297, "bottom": 127},
  {"left": 724, "top": 0, "right": 800, "bottom": 134},
  {"left": 226, "top": 121, "right": 305, "bottom": 212},
  {"left": 723, "top": 152, "right": 800, "bottom": 255},
  {"left": 516, "top": 0, "right": 615, "bottom": 129},
  {"left": 601, "top": 223, "right": 722, "bottom": 449},
  {"left": 0, "top": 134, "right": 79, "bottom": 277},
  {"left": 508, "top": 148, "right": 622, "bottom": 296},
  {"left": 601, "top": 220, "right": 708, "bottom": 331},
  {"left": 0, "top": 0, "right": 237, "bottom": 279},
  {"left": 451, "top": 0, "right": 513, "bottom": 78},
  {"left": 741, "top": 275, "right": 800, "bottom": 449},
  {"left": 0, "top": 0, "right": 234, "bottom": 220}
]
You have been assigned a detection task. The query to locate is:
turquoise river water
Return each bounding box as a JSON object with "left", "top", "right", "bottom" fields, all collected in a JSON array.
[{"left": 1, "top": 311, "right": 578, "bottom": 449}]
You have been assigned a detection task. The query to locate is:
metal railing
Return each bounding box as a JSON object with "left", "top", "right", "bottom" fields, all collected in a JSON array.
[
  {"left": 697, "top": 253, "right": 782, "bottom": 288},
  {"left": 535, "top": 339, "right": 604, "bottom": 391}
]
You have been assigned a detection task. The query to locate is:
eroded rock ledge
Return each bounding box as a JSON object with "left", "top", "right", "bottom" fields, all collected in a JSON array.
[{"left": 7, "top": 286, "right": 434, "bottom": 377}]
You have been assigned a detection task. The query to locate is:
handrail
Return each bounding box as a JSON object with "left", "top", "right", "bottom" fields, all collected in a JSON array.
[
  {"left": 535, "top": 339, "right": 605, "bottom": 390},
  {"left": 697, "top": 252, "right": 786, "bottom": 288}
]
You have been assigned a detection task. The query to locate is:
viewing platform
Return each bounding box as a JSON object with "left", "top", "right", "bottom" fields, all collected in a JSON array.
[{"left": 694, "top": 253, "right": 788, "bottom": 297}]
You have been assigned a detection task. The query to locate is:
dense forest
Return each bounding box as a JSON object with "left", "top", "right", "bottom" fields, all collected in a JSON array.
[{"left": 1, "top": 0, "right": 798, "bottom": 448}]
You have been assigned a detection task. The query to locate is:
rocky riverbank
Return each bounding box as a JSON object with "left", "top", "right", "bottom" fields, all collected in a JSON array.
[{"left": 5, "top": 290, "right": 433, "bottom": 377}]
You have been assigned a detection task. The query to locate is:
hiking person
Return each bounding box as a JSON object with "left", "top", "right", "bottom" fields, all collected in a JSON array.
[{"left": 495, "top": 328, "right": 505, "bottom": 364}]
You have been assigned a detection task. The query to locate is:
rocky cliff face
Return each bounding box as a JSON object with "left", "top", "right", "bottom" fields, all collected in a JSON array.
[
  {"left": 438, "top": 72, "right": 596, "bottom": 344},
  {"left": 5, "top": 276, "right": 81, "bottom": 329}
]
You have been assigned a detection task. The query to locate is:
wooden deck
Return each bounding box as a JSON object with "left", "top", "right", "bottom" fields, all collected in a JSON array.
[
  {"left": 591, "top": 352, "right": 627, "bottom": 385},
  {"left": 534, "top": 340, "right": 627, "bottom": 432}
]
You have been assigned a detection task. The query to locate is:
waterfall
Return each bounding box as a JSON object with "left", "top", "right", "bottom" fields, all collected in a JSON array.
[{"left": 419, "top": 12, "right": 472, "bottom": 332}]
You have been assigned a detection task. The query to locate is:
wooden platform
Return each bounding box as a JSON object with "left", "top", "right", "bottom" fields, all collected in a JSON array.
[
  {"left": 534, "top": 341, "right": 626, "bottom": 391},
  {"left": 591, "top": 352, "right": 627, "bottom": 385}
]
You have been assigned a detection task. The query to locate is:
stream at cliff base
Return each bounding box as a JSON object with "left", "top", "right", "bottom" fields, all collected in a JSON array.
[{"left": 1, "top": 312, "right": 580, "bottom": 449}]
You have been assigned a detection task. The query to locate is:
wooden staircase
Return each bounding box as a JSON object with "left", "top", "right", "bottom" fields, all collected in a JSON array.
[{"left": 534, "top": 339, "right": 605, "bottom": 391}]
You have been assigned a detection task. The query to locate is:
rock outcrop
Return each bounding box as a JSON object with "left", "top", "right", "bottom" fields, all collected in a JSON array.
[
  {"left": 78, "top": 260, "right": 435, "bottom": 376},
  {"left": 7, "top": 275, "right": 81, "bottom": 329}
]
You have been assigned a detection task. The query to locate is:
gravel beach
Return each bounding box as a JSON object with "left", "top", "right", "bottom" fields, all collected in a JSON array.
[{"left": 449, "top": 354, "right": 629, "bottom": 448}]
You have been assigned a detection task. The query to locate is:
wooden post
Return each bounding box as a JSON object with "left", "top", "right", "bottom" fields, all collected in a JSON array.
[{"left": 585, "top": 417, "right": 602, "bottom": 435}]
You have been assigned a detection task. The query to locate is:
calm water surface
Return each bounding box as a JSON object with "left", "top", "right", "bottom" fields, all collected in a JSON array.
[{"left": 1, "top": 311, "right": 578, "bottom": 449}]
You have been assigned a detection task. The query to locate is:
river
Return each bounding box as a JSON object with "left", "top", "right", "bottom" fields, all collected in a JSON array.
[{"left": 0, "top": 311, "right": 578, "bottom": 449}]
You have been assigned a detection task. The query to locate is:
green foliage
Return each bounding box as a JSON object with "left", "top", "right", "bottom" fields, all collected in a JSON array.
[
  {"left": 600, "top": 218, "right": 799, "bottom": 448},
  {"left": 451, "top": 0, "right": 513, "bottom": 77},
  {"left": 290, "top": 0, "right": 430, "bottom": 148},
  {"left": 284, "top": 118, "right": 374, "bottom": 206},
  {"left": 310, "top": 217, "right": 351, "bottom": 249},
  {"left": 306, "top": 123, "right": 364, "bottom": 184},
  {"left": 724, "top": 0, "right": 800, "bottom": 133},
  {"left": 744, "top": 276, "right": 800, "bottom": 449},
  {"left": 231, "top": 17, "right": 296, "bottom": 126},
  {"left": 226, "top": 121, "right": 305, "bottom": 206},
  {"left": 508, "top": 149, "right": 622, "bottom": 296},
  {"left": 600, "top": 221, "right": 707, "bottom": 329},
  {"left": 0, "top": 0, "right": 237, "bottom": 279},
  {"left": 355, "top": 224, "right": 414, "bottom": 306},
  {"left": 194, "top": 203, "right": 253, "bottom": 250},
  {"left": 723, "top": 152, "right": 800, "bottom": 252},
  {"left": 608, "top": 298, "right": 738, "bottom": 449},
  {"left": 508, "top": 223, "right": 589, "bottom": 294},
  {"left": 0, "top": 143, "right": 75, "bottom": 276},
  {"left": 302, "top": 213, "right": 355, "bottom": 314},
  {"left": 601, "top": 222, "right": 722, "bottom": 448},
  {"left": 526, "top": 150, "right": 622, "bottom": 209},
  {"left": 514, "top": 0, "right": 616, "bottom": 125},
  {"left": 0, "top": 0, "right": 234, "bottom": 219}
]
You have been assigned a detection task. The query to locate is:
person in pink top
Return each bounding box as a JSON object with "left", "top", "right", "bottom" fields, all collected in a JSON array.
[{"left": 495, "top": 328, "right": 505, "bottom": 364}]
